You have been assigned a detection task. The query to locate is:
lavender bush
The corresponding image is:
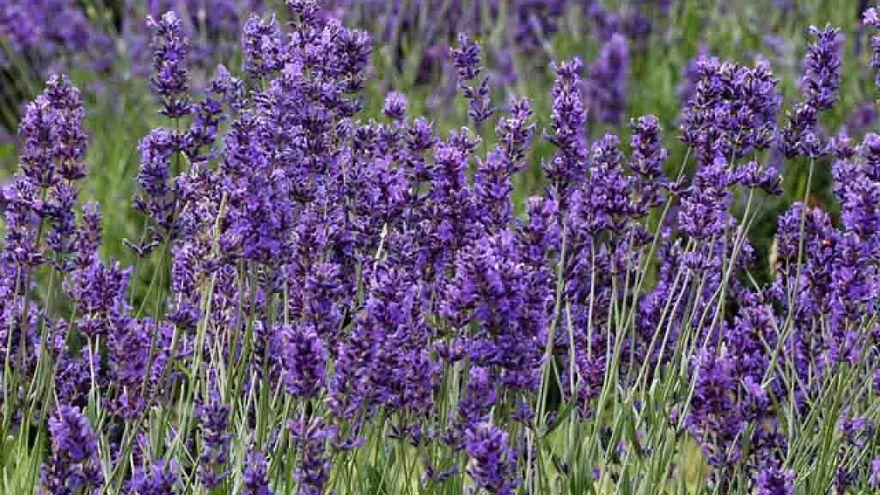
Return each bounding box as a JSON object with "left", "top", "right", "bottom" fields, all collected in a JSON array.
[{"left": 2, "top": 1, "right": 880, "bottom": 494}]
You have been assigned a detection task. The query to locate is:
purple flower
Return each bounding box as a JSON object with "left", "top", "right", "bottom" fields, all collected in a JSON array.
[
  {"left": 40, "top": 406, "right": 104, "bottom": 494},
  {"left": 147, "top": 11, "right": 191, "bottom": 118},
  {"left": 825, "top": 234, "right": 874, "bottom": 365},
  {"left": 1, "top": 177, "right": 44, "bottom": 270},
  {"left": 218, "top": 114, "right": 294, "bottom": 264},
  {"left": 754, "top": 467, "right": 794, "bottom": 495},
  {"left": 288, "top": 415, "right": 334, "bottom": 495},
  {"left": 456, "top": 366, "right": 498, "bottom": 430},
  {"left": 443, "top": 231, "right": 522, "bottom": 336},
  {"left": 734, "top": 160, "right": 782, "bottom": 195},
  {"left": 242, "top": 14, "right": 285, "bottom": 78},
  {"left": 300, "top": 262, "right": 346, "bottom": 345},
  {"left": 630, "top": 115, "right": 666, "bottom": 181},
  {"left": 543, "top": 58, "right": 587, "bottom": 204},
  {"left": 833, "top": 135, "right": 880, "bottom": 240},
  {"left": 575, "top": 133, "right": 634, "bottom": 233},
  {"left": 680, "top": 57, "right": 779, "bottom": 160},
  {"left": 331, "top": 264, "right": 437, "bottom": 417},
  {"left": 678, "top": 45, "right": 710, "bottom": 107},
  {"left": 169, "top": 240, "right": 202, "bottom": 329},
  {"left": 183, "top": 96, "right": 224, "bottom": 163},
  {"left": 383, "top": 91, "right": 407, "bottom": 121},
  {"left": 423, "top": 139, "right": 477, "bottom": 272},
  {"left": 134, "top": 127, "right": 179, "bottom": 235},
  {"left": 107, "top": 316, "right": 151, "bottom": 419},
  {"left": 863, "top": 8, "right": 880, "bottom": 87},
  {"left": 196, "top": 389, "right": 232, "bottom": 488},
  {"left": 517, "top": 196, "right": 559, "bottom": 268},
  {"left": 685, "top": 348, "right": 741, "bottom": 470},
  {"left": 32, "top": 74, "right": 87, "bottom": 182},
  {"left": 450, "top": 32, "right": 482, "bottom": 81},
  {"left": 6, "top": 74, "right": 89, "bottom": 271},
  {"left": 587, "top": 33, "right": 629, "bottom": 125},
  {"left": 54, "top": 348, "right": 98, "bottom": 410},
  {"left": 871, "top": 457, "right": 880, "bottom": 487},
  {"left": 678, "top": 153, "right": 733, "bottom": 240},
  {"left": 801, "top": 26, "right": 842, "bottom": 110},
  {"left": 778, "top": 103, "right": 821, "bottom": 159},
  {"left": 496, "top": 97, "right": 535, "bottom": 169},
  {"left": 125, "top": 460, "right": 179, "bottom": 495},
  {"left": 630, "top": 114, "right": 668, "bottom": 212},
  {"left": 837, "top": 414, "right": 875, "bottom": 448},
  {"left": 451, "top": 33, "right": 495, "bottom": 123},
  {"left": 464, "top": 422, "right": 518, "bottom": 495},
  {"left": 73, "top": 202, "right": 101, "bottom": 268},
  {"left": 243, "top": 452, "right": 272, "bottom": 495},
  {"left": 279, "top": 323, "right": 327, "bottom": 399},
  {"left": 474, "top": 150, "right": 514, "bottom": 233},
  {"left": 66, "top": 260, "right": 131, "bottom": 338}
]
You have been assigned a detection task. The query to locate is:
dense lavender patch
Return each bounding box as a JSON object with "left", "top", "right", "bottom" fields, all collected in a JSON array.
[{"left": 1, "top": 1, "right": 880, "bottom": 494}]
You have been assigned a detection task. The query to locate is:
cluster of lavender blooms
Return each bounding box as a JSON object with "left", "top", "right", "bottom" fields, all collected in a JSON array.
[
  {"left": 0, "top": 0, "right": 264, "bottom": 76},
  {"left": 3, "top": 2, "right": 880, "bottom": 494},
  {"left": 0, "top": 0, "right": 113, "bottom": 135},
  {"left": 0, "top": 0, "right": 101, "bottom": 69},
  {"left": 121, "top": 0, "right": 264, "bottom": 79},
  {"left": 0, "top": 0, "right": 649, "bottom": 141},
  {"left": 0, "top": 0, "right": 265, "bottom": 143}
]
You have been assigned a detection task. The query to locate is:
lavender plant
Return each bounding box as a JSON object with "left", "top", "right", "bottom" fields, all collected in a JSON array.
[{"left": 2, "top": 1, "right": 880, "bottom": 494}]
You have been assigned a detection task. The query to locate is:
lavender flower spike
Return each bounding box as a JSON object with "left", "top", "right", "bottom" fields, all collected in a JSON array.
[
  {"left": 863, "top": 8, "right": 880, "bottom": 88},
  {"left": 464, "top": 422, "right": 519, "bottom": 495},
  {"left": 40, "top": 406, "right": 104, "bottom": 494},
  {"left": 147, "top": 11, "right": 191, "bottom": 118},
  {"left": 801, "top": 25, "right": 842, "bottom": 110},
  {"left": 451, "top": 33, "right": 495, "bottom": 123}
]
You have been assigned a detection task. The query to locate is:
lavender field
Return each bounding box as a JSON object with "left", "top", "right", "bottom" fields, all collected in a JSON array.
[{"left": 2, "top": 1, "right": 880, "bottom": 494}]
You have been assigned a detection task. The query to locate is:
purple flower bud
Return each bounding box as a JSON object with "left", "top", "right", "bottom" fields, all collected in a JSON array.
[
  {"left": 147, "top": 11, "right": 191, "bottom": 118},
  {"left": 196, "top": 389, "right": 232, "bottom": 488},
  {"left": 630, "top": 114, "right": 669, "bottom": 211},
  {"left": 450, "top": 32, "right": 482, "bottom": 82},
  {"left": 73, "top": 202, "right": 101, "bottom": 268},
  {"left": 126, "top": 460, "right": 180, "bottom": 494},
  {"left": 801, "top": 26, "right": 842, "bottom": 110},
  {"left": 778, "top": 103, "right": 821, "bottom": 159},
  {"left": 496, "top": 97, "right": 534, "bottom": 169},
  {"left": 279, "top": 323, "right": 327, "bottom": 399},
  {"left": 680, "top": 57, "right": 779, "bottom": 160},
  {"left": 288, "top": 415, "right": 334, "bottom": 495},
  {"left": 754, "top": 467, "right": 794, "bottom": 495},
  {"left": 242, "top": 14, "right": 285, "bottom": 79},
  {"left": 587, "top": 33, "right": 629, "bottom": 125},
  {"left": 544, "top": 58, "right": 587, "bottom": 204},
  {"left": 41, "top": 406, "right": 103, "bottom": 494},
  {"left": 382, "top": 91, "right": 407, "bottom": 121},
  {"left": 474, "top": 150, "right": 514, "bottom": 233},
  {"left": 243, "top": 452, "right": 272, "bottom": 495},
  {"left": 135, "top": 128, "right": 179, "bottom": 234},
  {"left": 871, "top": 457, "right": 880, "bottom": 487},
  {"left": 863, "top": 8, "right": 880, "bottom": 87},
  {"left": 679, "top": 154, "right": 733, "bottom": 240},
  {"left": 464, "top": 422, "right": 518, "bottom": 495},
  {"left": 451, "top": 33, "right": 495, "bottom": 123}
]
